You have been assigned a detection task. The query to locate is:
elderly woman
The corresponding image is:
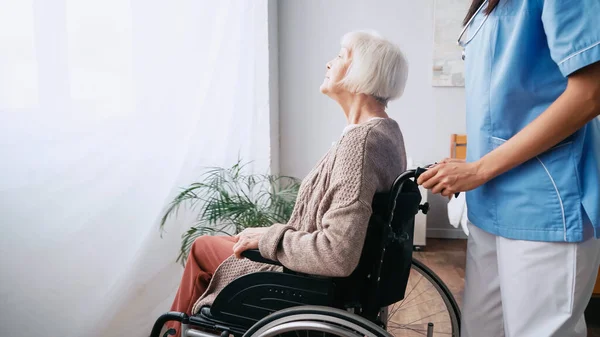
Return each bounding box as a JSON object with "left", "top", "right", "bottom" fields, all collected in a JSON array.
[{"left": 166, "top": 30, "right": 409, "bottom": 336}]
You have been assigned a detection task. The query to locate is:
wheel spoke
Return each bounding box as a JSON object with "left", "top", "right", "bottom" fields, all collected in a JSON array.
[
  {"left": 380, "top": 262, "right": 461, "bottom": 337},
  {"left": 388, "top": 296, "right": 441, "bottom": 314},
  {"left": 396, "top": 284, "right": 435, "bottom": 309},
  {"left": 388, "top": 319, "right": 450, "bottom": 326},
  {"left": 398, "top": 309, "right": 448, "bottom": 327},
  {"left": 386, "top": 321, "right": 455, "bottom": 336},
  {"left": 386, "top": 323, "right": 428, "bottom": 336},
  {"left": 397, "top": 271, "right": 425, "bottom": 309},
  {"left": 387, "top": 284, "right": 436, "bottom": 323}
]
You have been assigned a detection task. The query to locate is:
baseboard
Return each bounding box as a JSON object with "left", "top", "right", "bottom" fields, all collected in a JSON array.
[{"left": 427, "top": 228, "right": 468, "bottom": 239}]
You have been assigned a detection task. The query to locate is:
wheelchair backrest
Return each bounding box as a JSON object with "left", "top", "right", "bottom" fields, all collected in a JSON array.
[
  {"left": 375, "top": 177, "right": 421, "bottom": 306},
  {"left": 333, "top": 174, "right": 422, "bottom": 313}
]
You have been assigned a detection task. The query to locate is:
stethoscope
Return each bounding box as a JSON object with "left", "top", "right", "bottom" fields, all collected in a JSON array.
[{"left": 457, "top": 0, "right": 490, "bottom": 60}]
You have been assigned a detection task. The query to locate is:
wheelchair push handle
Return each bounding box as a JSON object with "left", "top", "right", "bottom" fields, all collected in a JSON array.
[{"left": 413, "top": 165, "right": 461, "bottom": 198}]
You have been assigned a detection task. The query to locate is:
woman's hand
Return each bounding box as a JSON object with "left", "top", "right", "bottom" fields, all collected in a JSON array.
[
  {"left": 417, "top": 158, "right": 490, "bottom": 198},
  {"left": 232, "top": 227, "right": 269, "bottom": 258}
]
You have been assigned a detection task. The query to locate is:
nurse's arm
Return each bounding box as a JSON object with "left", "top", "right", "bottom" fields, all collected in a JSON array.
[{"left": 478, "top": 61, "right": 600, "bottom": 181}]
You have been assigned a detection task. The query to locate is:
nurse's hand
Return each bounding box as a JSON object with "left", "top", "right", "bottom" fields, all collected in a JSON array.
[{"left": 417, "top": 158, "right": 489, "bottom": 198}]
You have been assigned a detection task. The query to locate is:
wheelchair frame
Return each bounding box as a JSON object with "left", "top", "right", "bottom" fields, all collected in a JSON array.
[{"left": 151, "top": 168, "right": 460, "bottom": 337}]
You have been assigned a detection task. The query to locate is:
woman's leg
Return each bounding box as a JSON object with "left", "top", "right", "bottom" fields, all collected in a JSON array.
[
  {"left": 496, "top": 226, "right": 600, "bottom": 336},
  {"left": 166, "top": 235, "right": 236, "bottom": 336},
  {"left": 461, "top": 222, "right": 506, "bottom": 337}
]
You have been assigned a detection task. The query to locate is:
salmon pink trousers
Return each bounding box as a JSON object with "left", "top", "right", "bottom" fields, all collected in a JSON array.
[{"left": 166, "top": 235, "right": 236, "bottom": 336}]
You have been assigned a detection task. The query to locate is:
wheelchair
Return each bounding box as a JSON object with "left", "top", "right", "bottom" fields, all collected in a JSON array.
[{"left": 151, "top": 168, "right": 461, "bottom": 337}]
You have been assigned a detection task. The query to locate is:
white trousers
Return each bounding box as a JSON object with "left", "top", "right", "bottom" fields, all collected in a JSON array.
[{"left": 461, "top": 223, "right": 600, "bottom": 337}]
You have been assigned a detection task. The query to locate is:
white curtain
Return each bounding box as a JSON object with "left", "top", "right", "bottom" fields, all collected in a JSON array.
[{"left": 0, "top": 1, "right": 273, "bottom": 336}]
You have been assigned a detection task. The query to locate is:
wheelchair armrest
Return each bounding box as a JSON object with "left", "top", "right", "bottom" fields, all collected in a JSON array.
[{"left": 241, "top": 249, "right": 282, "bottom": 266}]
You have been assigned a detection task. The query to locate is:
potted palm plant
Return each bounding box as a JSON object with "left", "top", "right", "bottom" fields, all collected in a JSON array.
[{"left": 160, "top": 160, "right": 300, "bottom": 265}]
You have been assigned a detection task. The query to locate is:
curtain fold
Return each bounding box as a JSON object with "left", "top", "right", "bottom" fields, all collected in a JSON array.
[{"left": 0, "top": 1, "right": 272, "bottom": 336}]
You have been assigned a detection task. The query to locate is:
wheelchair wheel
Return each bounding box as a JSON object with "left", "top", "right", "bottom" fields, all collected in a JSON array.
[
  {"left": 381, "top": 258, "right": 461, "bottom": 337},
  {"left": 244, "top": 305, "right": 393, "bottom": 337}
]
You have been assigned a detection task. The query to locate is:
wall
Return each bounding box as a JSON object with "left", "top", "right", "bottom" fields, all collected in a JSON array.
[{"left": 277, "top": 0, "right": 467, "bottom": 238}]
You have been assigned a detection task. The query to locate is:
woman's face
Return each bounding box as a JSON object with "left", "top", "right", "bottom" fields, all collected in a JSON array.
[{"left": 320, "top": 47, "right": 351, "bottom": 97}]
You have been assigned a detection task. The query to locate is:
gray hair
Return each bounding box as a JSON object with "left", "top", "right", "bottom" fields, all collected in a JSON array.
[{"left": 339, "top": 31, "right": 409, "bottom": 106}]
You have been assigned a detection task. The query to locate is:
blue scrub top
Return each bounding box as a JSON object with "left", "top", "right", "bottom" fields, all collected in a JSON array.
[{"left": 464, "top": 0, "right": 600, "bottom": 242}]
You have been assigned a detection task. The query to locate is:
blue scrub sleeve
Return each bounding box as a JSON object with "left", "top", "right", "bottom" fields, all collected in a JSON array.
[{"left": 541, "top": 0, "right": 600, "bottom": 77}]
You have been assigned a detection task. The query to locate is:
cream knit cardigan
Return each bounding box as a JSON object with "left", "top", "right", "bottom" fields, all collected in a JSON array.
[{"left": 192, "top": 118, "right": 406, "bottom": 313}]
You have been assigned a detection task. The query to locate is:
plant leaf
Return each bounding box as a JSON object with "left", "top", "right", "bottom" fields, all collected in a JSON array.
[{"left": 160, "top": 159, "right": 301, "bottom": 263}]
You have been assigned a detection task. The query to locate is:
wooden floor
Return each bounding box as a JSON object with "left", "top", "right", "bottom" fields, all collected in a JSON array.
[
  {"left": 413, "top": 239, "right": 467, "bottom": 309},
  {"left": 415, "top": 238, "right": 600, "bottom": 337}
]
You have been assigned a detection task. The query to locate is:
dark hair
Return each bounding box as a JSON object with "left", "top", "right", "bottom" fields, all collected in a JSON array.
[{"left": 463, "top": 0, "right": 500, "bottom": 26}]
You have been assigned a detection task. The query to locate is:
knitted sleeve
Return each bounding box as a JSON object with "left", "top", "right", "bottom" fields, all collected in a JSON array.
[{"left": 258, "top": 123, "right": 387, "bottom": 277}]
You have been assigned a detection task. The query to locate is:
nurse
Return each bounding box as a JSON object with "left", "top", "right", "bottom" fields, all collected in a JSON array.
[{"left": 418, "top": 0, "right": 600, "bottom": 336}]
